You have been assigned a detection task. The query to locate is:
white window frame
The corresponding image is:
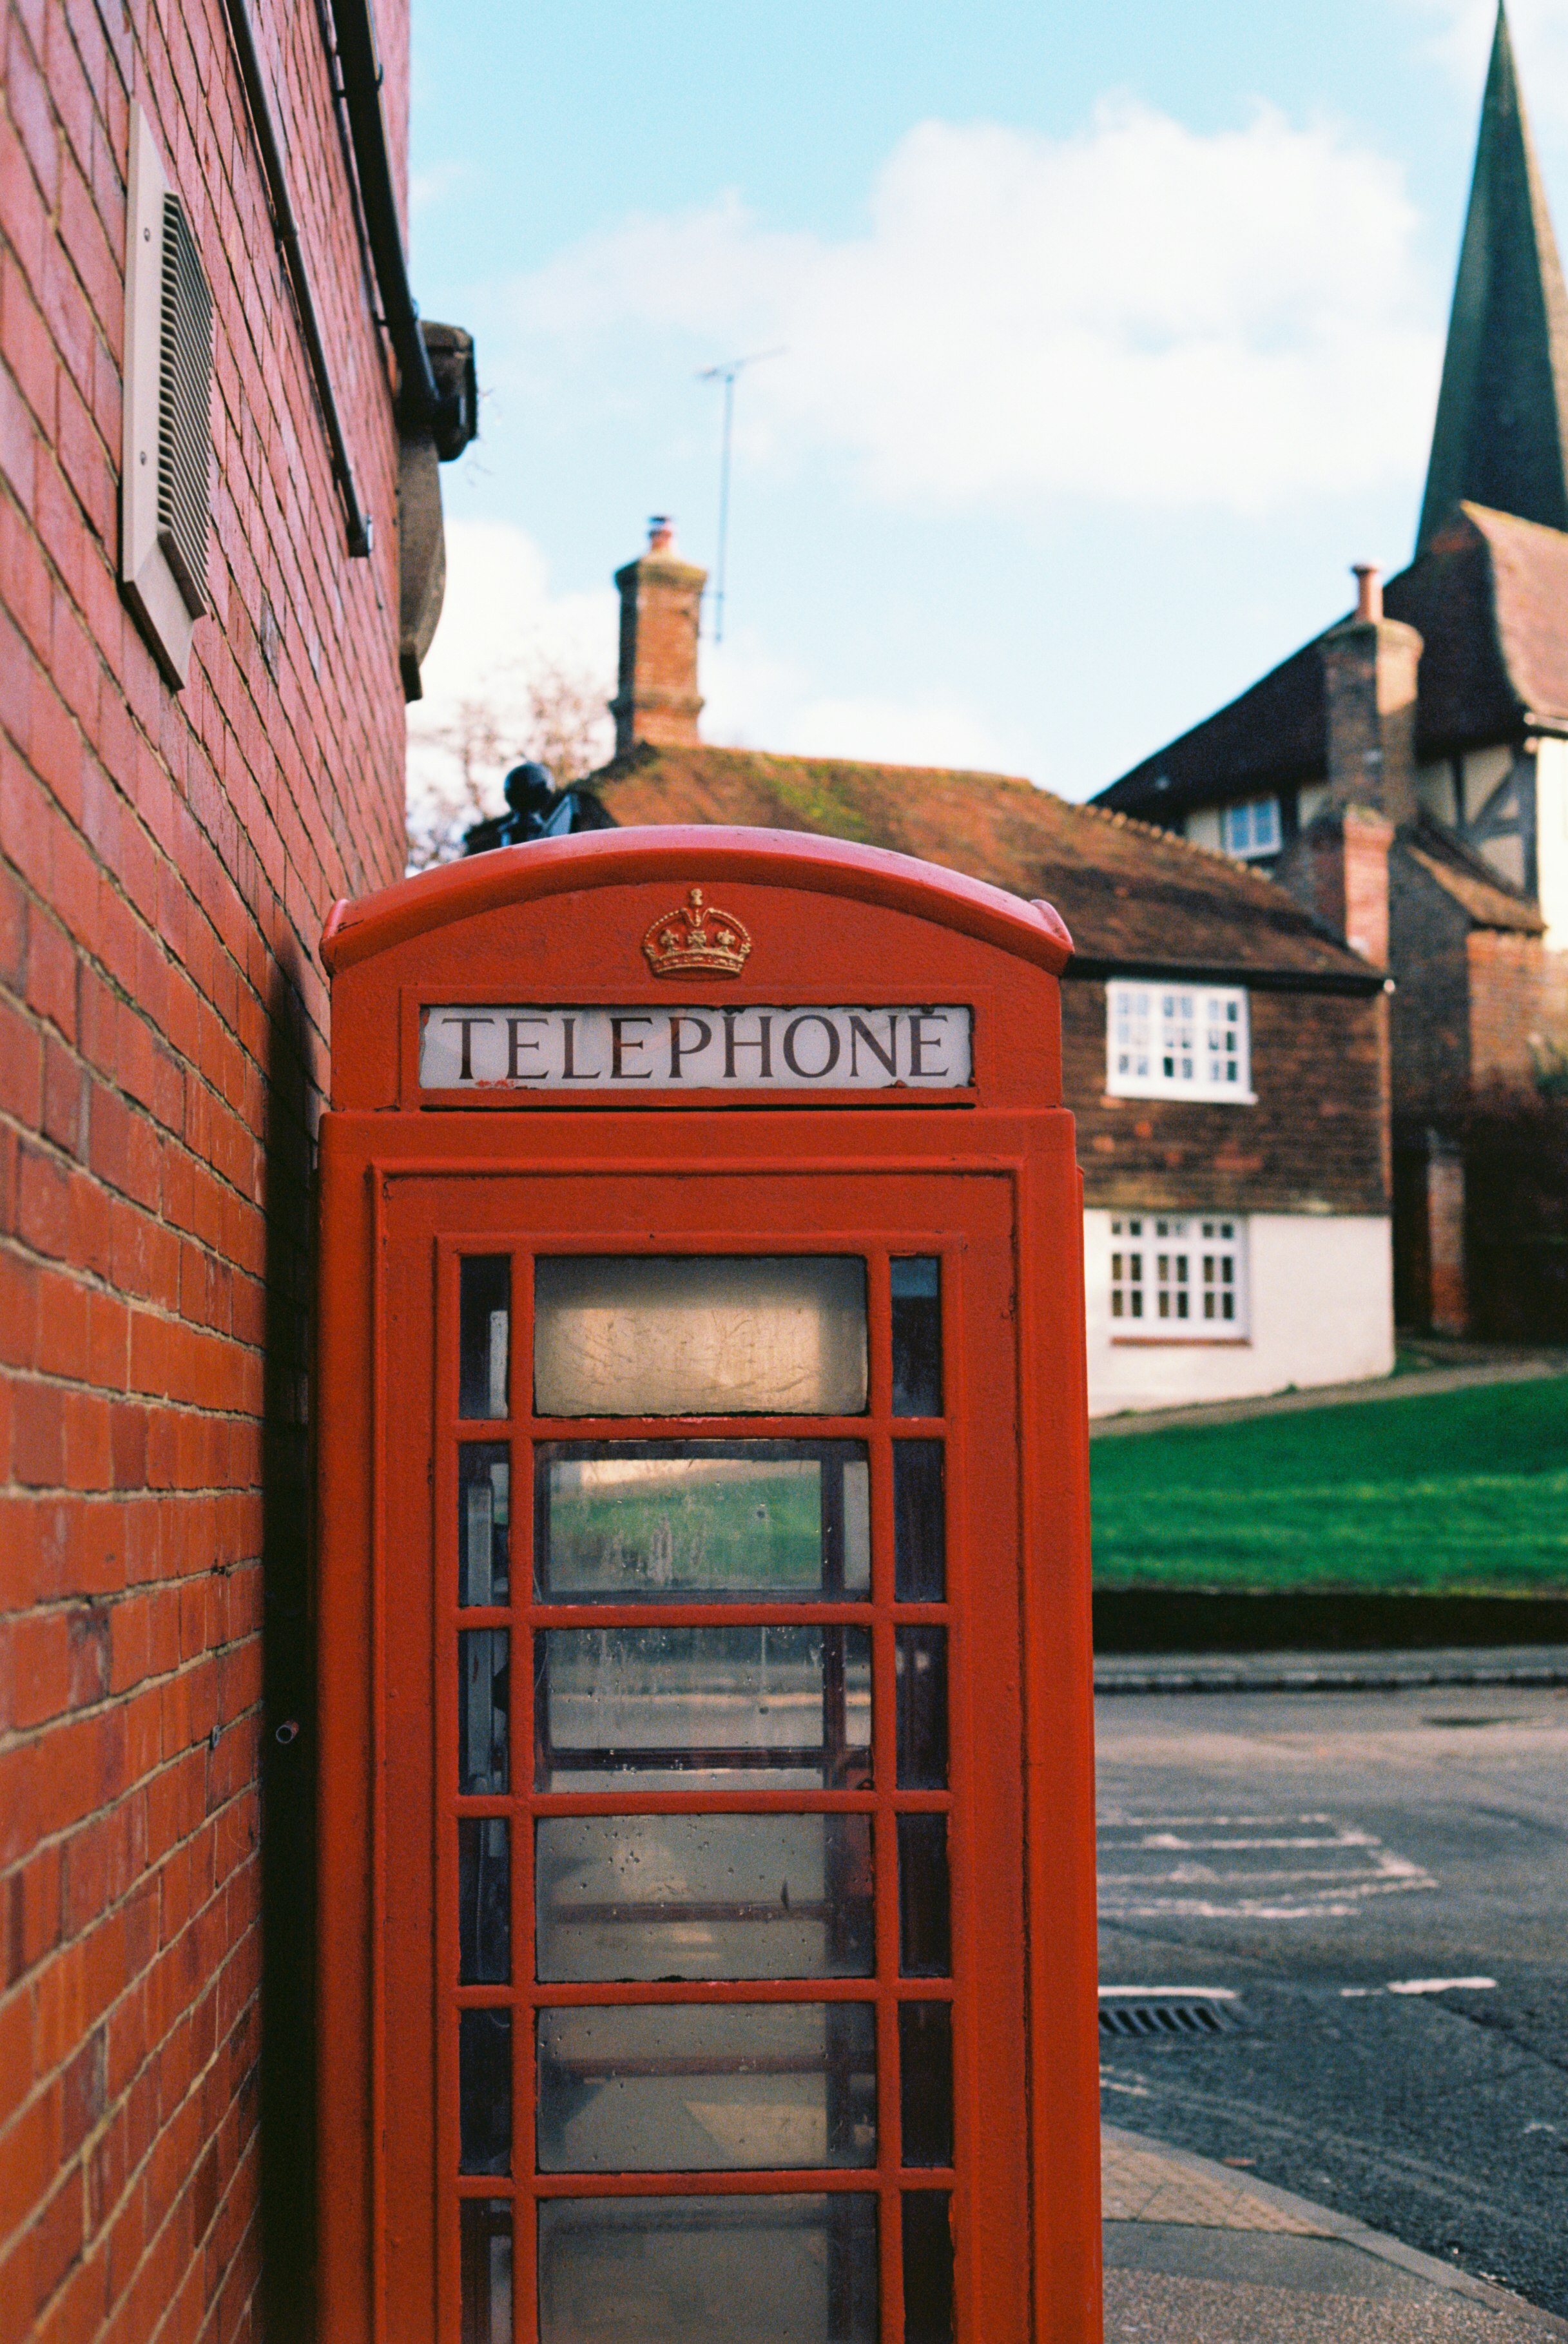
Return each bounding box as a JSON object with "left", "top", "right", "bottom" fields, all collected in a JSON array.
[
  {"left": 1106, "top": 982, "right": 1253, "bottom": 1102},
  {"left": 1221, "top": 795, "right": 1282, "bottom": 858},
  {"left": 1109, "top": 1216, "right": 1248, "bottom": 1342}
]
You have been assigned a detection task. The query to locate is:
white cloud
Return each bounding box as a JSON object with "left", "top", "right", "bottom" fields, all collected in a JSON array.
[
  {"left": 699, "top": 632, "right": 1024, "bottom": 772},
  {"left": 414, "top": 516, "right": 615, "bottom": 709},
  {"left": 1403, "top": 0, "right": 1568, "bottom": 122},
  {"left": 779, "top": 695, "right": 1022, "bottom": 773},
  {"left": 406, "top": 519, "right": 617, "bottom": 850},
  {"left": 409, "top": 524, "right": 1023, "bottom": 829},
  {"left": 410, "top": 159, "right": 472, "bottom": 215},
  {"left": 508, "top": 103, "right": 1438, "bottom": 515}
]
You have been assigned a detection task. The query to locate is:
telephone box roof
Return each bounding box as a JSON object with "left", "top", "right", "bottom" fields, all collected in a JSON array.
[{"left": 321, "top": 822, "right": 1074, "bottom": 977}]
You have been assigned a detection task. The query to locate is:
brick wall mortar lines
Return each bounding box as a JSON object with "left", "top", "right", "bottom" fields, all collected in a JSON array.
[
  {"left": 0, "top": 0, "right": 411, "bottom": 2330},
  {"left": 1069, "top": 979, "right": 1389, "bottom": 1216}
]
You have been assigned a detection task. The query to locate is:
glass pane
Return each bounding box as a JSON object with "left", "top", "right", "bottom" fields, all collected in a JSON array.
[
  {"left": 461, "top": 1257, "right": 511, "bottom": 1419},
  {"left": 536, "top": 1627, "right": 872, "bottom": 1791},
  {"left": 534, "top": 1256, "right": 867, "bottom": 1418},
  {"left": 459, "top": 2008, "right": 512, "bottom": 2174},
  {"left": 460, "top": 1446, "right": 511, "bottom": 1605},
  {"left": 460, "top": 2200, "right": 513, "bottom": 2344},
  {"left": 536, "top": 1814, "right": 875, "bottom": 1981},
  {"left": 536, "top": 1442, "right": 869, "bottom": 1600},
  {"left": 895, "top": 1629, "right": 947, "bottom": 1790},
  {"left": 896, "top": 1815, "right": 951, "bottom": 1978},
  {"left": 892, "top": 1442, "right": 944, "bottom": 1602},
  {"left": 460, "top": 1629, "right": 509, "bottom": 1794},
  {"left": 458, "top": 1818, "right": 511, "bottom": 1984},
  {"left": 902, "top": 2194, "right": 954, "bottom": 2344},
  {"left": 537, "top": 2194, "right": 878, "bottom": 2344},
  {"left": 890, "top": 1259, "right": 941, "bottom": 1419},
  {"left": 898, "top": 2004, "right": 954, "bottom": 2169},
  {"left": 537, "top": 2002, "right": 876, "bottom": 2172}
]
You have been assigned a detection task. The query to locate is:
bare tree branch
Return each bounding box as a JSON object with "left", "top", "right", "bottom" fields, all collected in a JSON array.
[{"left": 406, "top": 648, "right": 614, "bottom": 873}]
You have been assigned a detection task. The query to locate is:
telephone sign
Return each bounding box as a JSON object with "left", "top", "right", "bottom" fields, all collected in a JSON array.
[
  {"left": 416, "top": 1002, "right": 974, "bottom": 1092},
  {"left": 315, "top": 828, "right": 1101, "bottom": 2344}
]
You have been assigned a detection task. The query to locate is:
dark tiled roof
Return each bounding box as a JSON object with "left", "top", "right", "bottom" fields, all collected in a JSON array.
[
  {"left": 1097, "top": 503, "right": 1568, "bottom": 822},
  {"left": 1402, "top": 812, "right": 1545, "bottom": 933},
  {"left": 589, "top": 745, "right": 1377, "bottom": 986},
  {"left": 1464, "top": 501, "right": 1568, "bottom": 724}
]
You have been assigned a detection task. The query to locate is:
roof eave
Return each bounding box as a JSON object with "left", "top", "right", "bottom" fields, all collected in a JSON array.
[{"left": 1063, "top": 954, "right": 1386, "bottom": 996}]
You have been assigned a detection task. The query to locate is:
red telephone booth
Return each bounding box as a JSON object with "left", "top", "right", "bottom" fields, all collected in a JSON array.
[{"left": 315, "top": 828, "right": 1100, "bottom": 2344}]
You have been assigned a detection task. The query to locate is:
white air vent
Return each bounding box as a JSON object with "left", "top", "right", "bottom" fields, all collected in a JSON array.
[{"left": 121, "top": 104, "right": 211, "bottom": 685}]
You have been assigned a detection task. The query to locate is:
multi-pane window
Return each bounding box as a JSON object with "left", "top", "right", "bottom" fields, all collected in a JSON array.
[
  {"left": 448, "top": 1250, "right": 958, "bottom": 2343},
  {"left": 1109, "top": 1217, "right": 1246, "bottom": 1337},
  {"left": 1106, "top": 983, "right": 1252, "bottom": 1101},
  {"left": 1221, "top": 796, "right": 1281, "bottom": 858}
]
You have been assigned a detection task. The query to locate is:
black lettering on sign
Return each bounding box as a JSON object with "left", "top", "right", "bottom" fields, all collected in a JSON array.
[
  {"left": 441, "top": 1016, "right": 495, "bottom": 1082},
  {"left": 907, "top": 1014, "right": 949, "bottom": 1078},
  {"left": 507, "top": 1017, "right": 547, "bottom": 1080},
  {"left": 667, "top": 1014, "right": 713, "bottom": 1078},
  {"left": 609, "top": 1016, "right": 652, "bottom": 1080},
  {"left": 848, "top": 1014, "right": 897, "bottom": 1079},
  {"left": 782, "top": 1014, "right": 842, "bottom": 1079},
  {"left": 722, "top": 1011, "right": 773, "bottom": 1080},
  {"left": 559, "top": 1016, "right": 600, "bottom": 1080},
  {"left": 418, "top": 1005, "right": 973, "bottom": 1090}
]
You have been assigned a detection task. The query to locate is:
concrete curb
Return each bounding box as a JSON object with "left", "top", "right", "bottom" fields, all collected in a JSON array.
[
  {"left": 1094, "top": 1642, "right": 1568, "bottom": 1694},
  {"left": 1101, "top": 2124, "right": 1568, "bottom": 2331}
]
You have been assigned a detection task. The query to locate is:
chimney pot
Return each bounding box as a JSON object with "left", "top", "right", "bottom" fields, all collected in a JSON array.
[
  {"left": 1353, "top": 562, "right": 1382, "bottom": 623},
  {"left": 648, "top": 515, "right": 674, "bottom": 553}
]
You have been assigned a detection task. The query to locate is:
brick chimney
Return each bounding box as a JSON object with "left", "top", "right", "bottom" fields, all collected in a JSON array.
[
  {"left": 610, "top": 516, "right": 707, "bottom": 757},
  {"left": 1276, "top": 563, "right": 1419, "bottom": 967},
  {"left": 1278, "top": 800, "right": 1395, "bottom": 965},
  {"left": 1321, "top": 563, "right": 1422, "bottom": 826}
]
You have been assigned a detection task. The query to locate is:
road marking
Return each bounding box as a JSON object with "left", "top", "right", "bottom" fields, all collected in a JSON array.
[
  {"left": 1341, "top": 1978, "right": 1495, "bottom": 1996},
  {"left": 1386, "top": 1976, "right": 1496, "bottom": 1995},
  {"left": 1097, "top": 1808, "right": 1438, "bottom": 1921}
]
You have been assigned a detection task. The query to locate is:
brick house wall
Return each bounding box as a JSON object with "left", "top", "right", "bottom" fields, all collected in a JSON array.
[
  {"left": 1065, "top": 982, "right": 1389, "bottom": 1216},
  {"left": 1, "top": 2, "right": 409, "bottom": 2337},
  {"left": 1387, "top": 855, "right": 1473, "bottom": 1121},
  {"left": 1467, "top": 929, "right": 1568, "bottom": 1087}
]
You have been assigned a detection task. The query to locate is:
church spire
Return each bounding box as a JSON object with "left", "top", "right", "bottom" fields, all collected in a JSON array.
[{"left": 1417, "top": 3, "right": 1568, "bottom": 551}]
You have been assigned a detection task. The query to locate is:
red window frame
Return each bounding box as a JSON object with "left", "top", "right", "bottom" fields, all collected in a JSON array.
[{"left": 378, "top": 1173, "right": 1033, "bottom": 2344}]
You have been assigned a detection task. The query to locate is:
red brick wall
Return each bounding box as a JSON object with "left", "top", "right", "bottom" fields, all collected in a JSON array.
[
  {"left": 1069, "top": 980, "right": 1389, "bottom": 1216},
  {"left": 0, "top": 1, "right": 409, "bottom": 2336},
  {"left": 1467, "top": 928, "right": 1568, "bottom": 1089}
]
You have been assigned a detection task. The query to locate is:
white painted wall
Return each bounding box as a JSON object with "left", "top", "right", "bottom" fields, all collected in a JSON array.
[
  {"left": 1081, "top": 1210, "right": 1394, "bottom": 1417},
  {"left": 1536, "top": 735, "right": 1568, "bottom": 951}
]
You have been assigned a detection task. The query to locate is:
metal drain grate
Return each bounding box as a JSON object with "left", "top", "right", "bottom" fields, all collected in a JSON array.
[{"left": 1098, "top": 1993, "right": 1246, "bottom": 2040}]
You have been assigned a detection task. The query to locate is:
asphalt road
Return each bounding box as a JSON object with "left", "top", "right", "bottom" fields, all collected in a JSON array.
[{"left": 1095, "top": 1683, "right": 1568, "bottom": 2319}]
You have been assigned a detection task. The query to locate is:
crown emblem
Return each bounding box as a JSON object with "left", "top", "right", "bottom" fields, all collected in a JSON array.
[{"left": 643, "top": 886, "right": 752, "bottom": 978}]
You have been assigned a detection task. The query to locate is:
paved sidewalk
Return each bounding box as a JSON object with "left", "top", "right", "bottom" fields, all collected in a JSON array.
[
  {"left": 1089, "top": 1351, "right": 1568, "bottom": 1440},
  {"left": 1102, "top": 2125, "right": 1568, "bottom": 2340},
  {"left": 1094, "top": 1642, "right": 1568, "bottom": 1694}
]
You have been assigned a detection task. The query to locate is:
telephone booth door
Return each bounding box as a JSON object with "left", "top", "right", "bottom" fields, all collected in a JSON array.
[{"left": 377, "top": 1167, "right": 1034, "bottom": 2344}]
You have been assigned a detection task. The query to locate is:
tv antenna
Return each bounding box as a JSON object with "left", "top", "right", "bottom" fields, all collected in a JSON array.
[{"left": 697, "top": 347, "right": 784, "bottom": 642}]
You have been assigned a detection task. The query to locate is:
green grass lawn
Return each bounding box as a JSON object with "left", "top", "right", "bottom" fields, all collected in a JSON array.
[{"left": 1089, "top": 1375, "right": 1568, "bottom": 1593}]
